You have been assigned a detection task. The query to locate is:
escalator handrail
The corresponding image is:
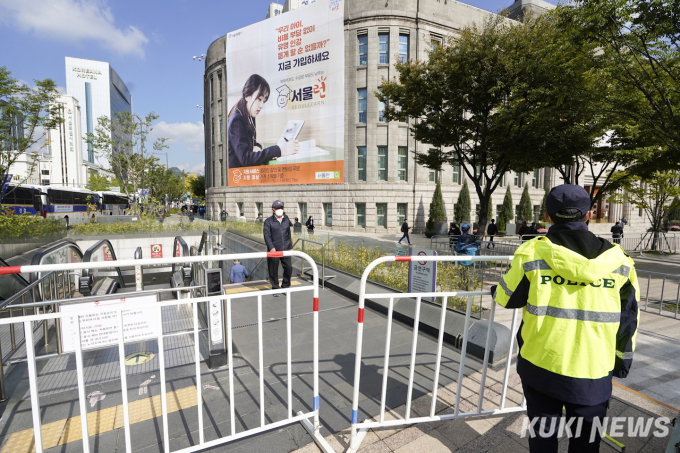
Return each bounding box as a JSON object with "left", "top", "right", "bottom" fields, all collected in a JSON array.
[
  {"left": 29, "top": 239, "right": 83, "bottom": 283},
  {"left": 0, "top": 270, "right": 54, "bottom": 310},
  {"left": 172, "top": 236, "right": 190, "bottom": 273},
  {"left": 82, "top": 239, "right": 127, "bottom": 289}
]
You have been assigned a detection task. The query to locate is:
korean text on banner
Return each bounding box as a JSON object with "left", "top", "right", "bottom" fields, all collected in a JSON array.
[{"left": 226, "top": 0, "right": 345, "bottom": 187}]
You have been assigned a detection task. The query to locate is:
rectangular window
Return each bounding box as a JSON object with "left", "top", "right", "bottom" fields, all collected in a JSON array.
[
  {"left": 212, "top": 117, "right": 215, "bottom": 143},
  {"left": 219, "top": 115, "right": 223, "bottom": 139},
  {"left": 376, "top": 203, "right": 387, "bottom": 228},
  {"left": 358, "top": 88, "right": 367, "bottom": 123},
  {"left": 452, "top": 164, "right": 460, "bottom": 184},
  {"left": 210, "top": 77, "right": 214, "bottom": 102},
  {"left": 299, "top": 202, "right": 307, "bottom": 223},
  {"left": 378, "top": 89, "right": 387, "bottom": 122},
  {"left": 431, "top": 37, "right": 442, "bottom": 50},
  {"left": 398, "top": 147, "right": 407, "bottom": 181},
  {"left": 429, "top": 170, "right": 436, "bottom": 183},
  {"left": 378, "top": 146, "right": 387, "bottom": 181},
  {"left": 399, "top": 35, "right": 409, "bottom": 62},
  {"left": 237, "top": 202, "right": 243, "bottom": 216},
  {"left": 218, "top": 73, "right": 223, "bottom": 97},
  {"left": 397, "top": 203, "right": 407, "bottom": 225},
  {"left": 41, "top": 169, "right": 49, "bottom": 175},
  {"left": 256, "top": 202, "right": 263, "bottom": 217},
  {"left": 515, "top": 205, "right": 520, "bottom": 223},
  {"left": 41, "top": 179, "right": 50, "bottom": 185},
  {"left": 379, "top": 33, "right": 389, "bottom": 64},
  {"left": 532, "top": 169, "right": 540, "bottom": 188},
  {"left": 324, "top": 203, "right": 332, "bottom": 227},
  {"left": 357, "top": 146, "right": 367, "bottom": 181},
  {"left": 356, "top": 203, "right": 366, "bottom": 228},
  {"left": 514, "top": 172, "right": 523, "bottom": 187},
  {"left": 220, "top": 159, "right": 224, "bottom": 186},
  {"left": 358, "top": 35, "right": 368, "bottom": 65},
  {"left": 533, "top": 205, "right": 540, "bottom": 222}
]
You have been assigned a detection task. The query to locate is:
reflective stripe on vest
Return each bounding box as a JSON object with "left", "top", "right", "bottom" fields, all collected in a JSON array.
[
  {"left": 523, "top": 260, "right": 552, "bottom": 273},
  {"left": 526, "top": 302, "right": 620, "bottom": 323}
]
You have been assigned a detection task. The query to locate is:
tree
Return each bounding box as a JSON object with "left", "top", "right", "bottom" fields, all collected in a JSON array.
[
  {"left": 85, "top": 111, "right": 168, "bottom": 214},
  {"left": 454, "top": 179, "right": 471, "bottom": 222},
  {"left": 500, "top": 186, "right": 514, "bottom": 229},
  {"left": 426, "top": 181, "right": 446, "bottom": 233},
  {"left": 147, "top": 159, "right": 186, "bottom": 204},
  {"left": 379, "top": 14, "right": 603, "bottom": 236},
  {"left": 539, "top": 188, "right": 549, "bottom": 223},
  {"left": 187, "top": 174, "right": 205, "bottom": 201},
  {"left": 560, "top": 1, "right": 680, "bottom": 161},
  {"left": 0, "top": 66, "right": 62, "bottom": 195},
  {"left": 86, "top": 173, "right": 112, "bottom": 191},
  {"left": 518, "top": 183, "right": 533, "bottom": 222},
  {"left": 612, "top": 171, "right": 680, "bottom": 250},
  {"left": 668, "top": 196, "right": 680, "bottom": 222}
]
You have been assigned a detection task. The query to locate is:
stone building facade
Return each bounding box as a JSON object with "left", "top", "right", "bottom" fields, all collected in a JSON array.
[{"left": 204, "top": 0, "right": 568, "bottom": 233}]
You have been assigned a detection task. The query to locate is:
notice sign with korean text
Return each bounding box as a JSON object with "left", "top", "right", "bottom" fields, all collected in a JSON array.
[
  {"left": 408, "top": 248, "right": 437, "bottom": 302},
  {"left": 151, "top": 244, "right": 162, "bottom": 258},
  {"left": 226, "top": 0, "right": 344, "bottom": 187},
  {"left": 59, "top": 295, "right": 159, "bottom": 353}
]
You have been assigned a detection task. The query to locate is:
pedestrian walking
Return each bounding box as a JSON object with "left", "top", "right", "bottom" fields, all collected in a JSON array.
[
  {"left": 305, "top": 216, "right": 314, "bottom": 235},
  {"left": 492, "top": 184, "right": 640, "bottom": 453},
  {"left": 621, "top": 216, "right": 628, "bottom": 228},
  {"left": 293, "top": 217, "right": 302, "bottom": 234},
  {"left": 238, "top": 213, "right": 246, "bottom": 222},
  {"left": 611, "top": 221, "right": 624, "bottom": 245},
  {"left": 486, "top": 219, "right": 498, "bottom": 248},
  {"left": 257, "top": 213, "right": 263, "bottom": 223},
  {"left": 263, "top": 200, "right": 293, "bottom": 297},
  {"left": 229, "top": 260, "right": 249, "bottom": 284},
  {"left": 220, "top": 210, "right": 227, "bottom": 222},
  {"left": 397, "top": 218, "right": 412, "bottom": 245},
  {"left": 187, "top": 210, "right": 194, "bottom": 222}
]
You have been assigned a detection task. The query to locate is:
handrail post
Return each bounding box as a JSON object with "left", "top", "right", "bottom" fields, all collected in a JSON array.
[
  {"left": 0, "top": 333, "right": 7, "bottom": 402},
  {"left": 321, "top": 243, "right": 325, "bottom": 289}
]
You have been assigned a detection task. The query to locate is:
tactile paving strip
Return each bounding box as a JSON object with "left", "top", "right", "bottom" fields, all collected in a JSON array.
[{"left": 1, "top": 386, "right": 198, "bottom": 453}]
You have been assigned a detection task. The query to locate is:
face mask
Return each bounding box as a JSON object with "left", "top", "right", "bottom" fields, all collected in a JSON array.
[{"left": 275, "top": 209, "right": 284, "bottom": 217}]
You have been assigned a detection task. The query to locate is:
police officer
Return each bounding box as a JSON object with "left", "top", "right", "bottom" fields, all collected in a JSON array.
[{"left": 492, "top": 184, "right": 640, "bottom": 453}]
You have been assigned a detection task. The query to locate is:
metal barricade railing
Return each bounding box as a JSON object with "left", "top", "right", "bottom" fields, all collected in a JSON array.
[
  {"left": 0, "top": 251, "right": 333, "bottom": 453},
  {"left": 348, "top": 255, "right": 524, "bottom": 453},
  {"left": 0, "top": 268, "right": 74, "bottom": 400},
  {"left": 637, "top": 269, "right": 680, "bottom": 319},
  {"left": 293, "top": 238, "right": 328, "bottom": 288}
]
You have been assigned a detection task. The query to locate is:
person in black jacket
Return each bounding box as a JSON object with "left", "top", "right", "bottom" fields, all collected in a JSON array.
[
  {"left": 227, "top": 74, "right": 299, "bottom": 169},
  {"left": 397, "top": 218, "right": 412, "bottom": 245},
  {"left": 293, "top": 217, "right": 302, "bottom": 234},
  {"left": 305, "top": 216, "right": 315, "bottom": 235},
  {"left": 611, "top": 221, "right": 624, "bottom": 245},
  {"left": 486, "top": 219, "right": 498, "bottom": 248},
  {"left": 263, "top": 200, "right": 293, "bottom": 296}
]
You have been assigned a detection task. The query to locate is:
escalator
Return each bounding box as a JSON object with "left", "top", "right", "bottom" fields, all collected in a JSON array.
[{"left": 0, "top": 257, "right": 31, "bottom": 303}]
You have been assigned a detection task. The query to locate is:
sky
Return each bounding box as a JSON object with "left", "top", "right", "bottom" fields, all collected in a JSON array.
[{"left": 0, "top": 0, "right": 557, "bottom": 175}]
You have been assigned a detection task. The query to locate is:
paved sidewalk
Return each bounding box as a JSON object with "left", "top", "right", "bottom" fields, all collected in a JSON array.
[{"left": 291, "top": 365, "right": 676, "bottom": 453}]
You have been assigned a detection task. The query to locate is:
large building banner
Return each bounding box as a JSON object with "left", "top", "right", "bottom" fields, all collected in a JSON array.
[{"left": 226, "top": 0, "right": 344, "bottom": 187}]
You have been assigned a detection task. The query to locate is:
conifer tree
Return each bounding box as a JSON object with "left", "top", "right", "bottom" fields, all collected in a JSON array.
[
  {"left": 539, "top": 188, "right": 549, "bottom": 222},
  {"left": 500, "top": 186, "right": 514, "bottom": 228},
  {"left": 518, "top": 183, "right": 533, "bottom": 222},
  {"left": 427, "top": 181, "right": 446, "bottom": 231},
  {"left": 454, "top": 179, "right": 471, "bottom": 222}
]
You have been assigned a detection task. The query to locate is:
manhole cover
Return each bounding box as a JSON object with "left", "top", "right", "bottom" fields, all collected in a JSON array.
[{"left": 125, "top": 352, "right": 155, "bottom": 366}]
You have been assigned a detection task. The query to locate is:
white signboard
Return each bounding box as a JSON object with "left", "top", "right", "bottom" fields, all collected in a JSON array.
[
  {"left": 409, "top": 248, "right": 437, "bottom": 302},
  {"left": 54, "top": 205, "right": 73, "bottom": 212},
  {"left": 60, "top": 294, "right": 159, "bottom": 353}
]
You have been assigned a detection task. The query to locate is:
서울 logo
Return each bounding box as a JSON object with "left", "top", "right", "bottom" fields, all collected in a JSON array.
[
  {"left": 232, "top": 170, "right": 242, "bottom": 183},
  {"left": 329, "top": 0, "right": 342, "bottom": 11},
  {"left": 276, "top": 76, "right": 326, "bottom": 108}
]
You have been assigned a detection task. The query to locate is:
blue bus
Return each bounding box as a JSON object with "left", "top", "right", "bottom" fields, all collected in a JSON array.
[
  {"left": 44, "top": 187, "right": 101, "bottom": 225},
  {"left": 1, "top": 184, "right": 44, "bottom": 216}
]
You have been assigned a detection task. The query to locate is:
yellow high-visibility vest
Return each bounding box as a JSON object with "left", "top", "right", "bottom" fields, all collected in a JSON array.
[{"left": 494, "top": 236, "right": 640, "bottom": 380}]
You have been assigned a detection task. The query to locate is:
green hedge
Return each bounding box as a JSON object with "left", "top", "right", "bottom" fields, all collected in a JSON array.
[{"left": 0, "top": 210, "right": 66, "bottom": 240}]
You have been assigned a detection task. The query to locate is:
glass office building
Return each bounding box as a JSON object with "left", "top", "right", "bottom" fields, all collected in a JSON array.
[{"left": 64, "top": 57, "right": 132, "bottom": 173}]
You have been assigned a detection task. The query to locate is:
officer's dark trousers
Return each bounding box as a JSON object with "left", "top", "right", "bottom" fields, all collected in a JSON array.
[
  {"left": 523, "top": 385, "right": 609, "bottom": 453},
  {"left": 267, "top": 256, "right": 292, "bottom": 290}
]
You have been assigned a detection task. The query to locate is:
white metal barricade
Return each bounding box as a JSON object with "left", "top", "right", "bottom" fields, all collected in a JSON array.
[
  {"left": 0, "top": 251, "right": 333, "bottom": 453},
  {"left": 348, "top": 255, "right": 526, "bottom": 452}
]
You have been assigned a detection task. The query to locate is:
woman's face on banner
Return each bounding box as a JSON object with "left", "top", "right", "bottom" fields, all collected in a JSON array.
[{"left": 245, "top": 87, "right": 268, "bottom": 118}]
